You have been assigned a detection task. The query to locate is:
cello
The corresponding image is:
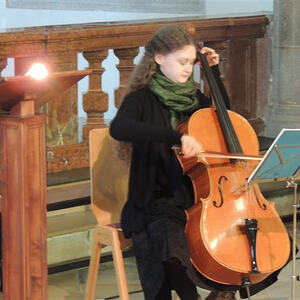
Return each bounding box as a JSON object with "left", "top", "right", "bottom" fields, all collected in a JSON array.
[{"left": 175, "top": 44, "right": 290, "bottom": 289}]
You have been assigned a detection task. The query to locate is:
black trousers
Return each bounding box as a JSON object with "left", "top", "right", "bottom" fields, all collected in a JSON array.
[{"left": 155, "top": 258, "right": 199, "bottom": 300}]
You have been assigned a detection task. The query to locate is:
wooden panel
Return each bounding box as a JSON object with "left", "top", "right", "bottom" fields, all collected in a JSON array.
[{"left": 0, "top": 114, "right": 48, "bottom": 300}]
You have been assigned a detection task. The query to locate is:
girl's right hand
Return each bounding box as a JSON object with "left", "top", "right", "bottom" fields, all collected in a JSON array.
[{"left": 180, "top": 135, "right": 204, "bottom": 158}]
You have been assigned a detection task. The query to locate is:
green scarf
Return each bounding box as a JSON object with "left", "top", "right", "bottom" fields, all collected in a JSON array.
[{"left": 147, "top": 72, "right": 199, "bottom": 129}]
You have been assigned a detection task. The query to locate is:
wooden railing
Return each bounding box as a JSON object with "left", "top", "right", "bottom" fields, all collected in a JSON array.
[{"left": 0, "top": 16, "right": 270, "bottom": 173}]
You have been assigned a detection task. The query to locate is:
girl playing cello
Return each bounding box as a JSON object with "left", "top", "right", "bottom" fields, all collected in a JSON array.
[{"left": 110, "top": 24, "right": 286, "bottom": 300}]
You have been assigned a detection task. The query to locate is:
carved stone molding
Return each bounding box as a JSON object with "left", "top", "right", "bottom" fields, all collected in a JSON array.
[
  {"left": 46, "top": 143, "right": 89, "bottom": 173},
  {"left": 0, "top": 17, "right": 269, "bottom": 57}
]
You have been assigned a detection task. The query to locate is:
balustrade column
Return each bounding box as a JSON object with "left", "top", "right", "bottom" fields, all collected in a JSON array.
[
  {"left": 114, "top": 47, "right": 139, "bottom": 108},
  {"left": 82, "top": 50, "right": 108, "bottom": 141},
  {"left": 0, "top": 58, "right": 7, "bottom": 76}
]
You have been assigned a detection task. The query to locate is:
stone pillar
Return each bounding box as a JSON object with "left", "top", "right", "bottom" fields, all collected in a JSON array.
[{"left": 265, "top": 0, "right": 300, "bottom": 136}]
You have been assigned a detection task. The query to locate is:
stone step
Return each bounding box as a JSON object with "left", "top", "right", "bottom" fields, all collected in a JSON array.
[{"left": 47, "top": 205, "right": 98, "bottom": 266}]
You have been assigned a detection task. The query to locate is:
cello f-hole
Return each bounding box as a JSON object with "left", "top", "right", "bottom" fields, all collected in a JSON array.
[
  {"left": 214, "top": 175, "right": 228, "bottom": 208},
  {"left": 253, "top": 186, "right": 267, "bottom": 211}
]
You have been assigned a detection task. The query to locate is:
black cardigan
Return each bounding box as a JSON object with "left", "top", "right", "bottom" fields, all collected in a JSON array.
[
  {"left": 109, "top": 70, "right": 286, "bottom": 298},
  {"left": 110, "top": 67, "right": 229, "bottom": 238}
]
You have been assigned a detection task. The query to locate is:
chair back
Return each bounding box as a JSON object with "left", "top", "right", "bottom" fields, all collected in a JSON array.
[{"left": 89, "top": 127, "right": 130, "bottom": 225}]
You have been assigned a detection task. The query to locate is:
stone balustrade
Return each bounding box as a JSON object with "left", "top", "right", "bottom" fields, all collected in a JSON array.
[{"left": 0, "top": 16, "right": 270, "bottom": 173}]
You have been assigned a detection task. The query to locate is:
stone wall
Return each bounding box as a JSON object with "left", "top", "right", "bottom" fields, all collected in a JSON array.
[{"left": 6, "top": 0, "right": 204, "bottom": 13}]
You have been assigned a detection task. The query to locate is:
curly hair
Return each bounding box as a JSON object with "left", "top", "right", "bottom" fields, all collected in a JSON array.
[
  {"left": 124, "top": 24, "right": 196, "bottom": 96},
  {"left": 117, "top": 24, "right": 196, "bottom": 161}
]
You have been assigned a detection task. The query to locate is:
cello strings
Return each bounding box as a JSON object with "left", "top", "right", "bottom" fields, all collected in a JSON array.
[
  {"left": 199, "top": 50, "right": 256, "bottom": 217},
  {"left": 199, "top": 51, "right": 242, "bottom": 154}
]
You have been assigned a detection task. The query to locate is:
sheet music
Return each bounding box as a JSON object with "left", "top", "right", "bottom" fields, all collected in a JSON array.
[{"left": 247, "top": 128, "right": 300, "bottom": 183}]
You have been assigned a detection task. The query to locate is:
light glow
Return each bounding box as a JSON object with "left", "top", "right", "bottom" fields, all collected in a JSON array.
[
  {"left": 210, "top": 238, "right": 218, "bottom": 250},
  {"left": 236, "top": 198, "right": 245, "bottom": 211},
  {"left": 26, "top": 63, "right": 49, "bottom": 80}
]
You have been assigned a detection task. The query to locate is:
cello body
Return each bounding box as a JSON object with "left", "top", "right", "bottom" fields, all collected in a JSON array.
[{"left": 177, "top": 108, "right": 290, "bottom": 286}]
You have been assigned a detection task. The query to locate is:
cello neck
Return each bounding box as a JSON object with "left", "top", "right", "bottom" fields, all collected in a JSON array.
[{"left": 197, "top": 44, "right": 243, "bottom": 155}]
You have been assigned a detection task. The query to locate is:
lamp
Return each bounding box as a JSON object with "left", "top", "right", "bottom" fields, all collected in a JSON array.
[{"left": 25, "top": 63, "right": 49, "bottom": 80}]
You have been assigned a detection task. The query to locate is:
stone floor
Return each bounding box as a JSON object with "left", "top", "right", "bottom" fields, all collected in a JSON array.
[
  {"left": 46, "top": 256, "right": 300, "bottom": 300},
  {"left": 45, "top": 221, "right": 300, "bottom": 300},
  {"left": 1, "top": 221, "right": 300, "bottom": 300}
]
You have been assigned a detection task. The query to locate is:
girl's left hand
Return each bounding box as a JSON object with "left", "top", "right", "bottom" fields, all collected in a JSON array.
[{"left": 200, "top": 47, "right": 219, "bottom": 66}]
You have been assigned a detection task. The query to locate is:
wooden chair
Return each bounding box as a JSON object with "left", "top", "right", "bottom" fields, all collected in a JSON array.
[{"left": 85, "top": 127, "right": 132, "bottom": 300}]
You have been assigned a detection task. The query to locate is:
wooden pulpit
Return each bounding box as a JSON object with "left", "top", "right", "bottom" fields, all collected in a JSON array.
[{"left": 0, "top": 69, "right": 91, "bottom": 299}]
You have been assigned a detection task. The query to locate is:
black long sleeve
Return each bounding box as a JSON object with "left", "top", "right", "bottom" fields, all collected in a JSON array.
[
  {"left": 110, "top": 65, "right": 229, "bottom": 145},
  {"left": 110, "top": 89, "right": 183, "bottom": 145}
]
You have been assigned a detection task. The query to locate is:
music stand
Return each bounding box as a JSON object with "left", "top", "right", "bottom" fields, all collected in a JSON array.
[
  {"left": 0, "top": 69, "right": 91, "bottom": 300},
  {"left": 248, "top": 128, "right": 300, "bottom": 300}
]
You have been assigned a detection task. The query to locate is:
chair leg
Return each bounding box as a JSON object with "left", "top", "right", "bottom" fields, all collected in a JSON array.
[
  {"left": 85, "top": 229, "right": 102, "bottom": 300},
  {"left": 111, "top": 230, "right": 130, "bottom": 300}
]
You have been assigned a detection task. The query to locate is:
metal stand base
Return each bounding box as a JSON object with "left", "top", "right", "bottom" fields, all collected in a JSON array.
[
  {"left": 242, "top": 278, "right": 253, "bottom": 300},
  {"left": 286, "top": 178, "right": 300, "bottom": 300}
]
